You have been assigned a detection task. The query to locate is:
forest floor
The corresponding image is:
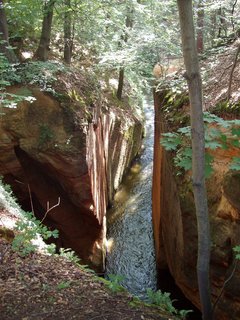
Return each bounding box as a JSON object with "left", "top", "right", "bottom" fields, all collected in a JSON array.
[{"left": 0, "top": 210, "right": 177, "bottom": 320}]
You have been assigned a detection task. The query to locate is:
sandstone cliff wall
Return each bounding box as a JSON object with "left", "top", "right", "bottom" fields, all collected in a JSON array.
[
  {"left": 0, "top": 85, "right": 143, "bottom": 272},
  {"left": 153, "top": 90, "right": 240, "bottom": 319}
]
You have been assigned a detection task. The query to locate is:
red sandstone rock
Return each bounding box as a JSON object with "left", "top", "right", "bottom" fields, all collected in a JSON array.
[
  {"left": 152, "top": 91, "right": 240, "bottom": 319},
  {"left": 0, "top": 85, "right": 143, "bottom": 272}
]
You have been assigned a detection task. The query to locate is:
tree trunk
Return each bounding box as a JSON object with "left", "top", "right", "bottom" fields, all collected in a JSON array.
[
  {"left": 64, "top": 0, "right": 72, "bottom": 64},
  {"left": 197, "top": 0, "right": 204, "bottom": 53},
  {"left": 210, "top": 11, "right": 217, "bottom": 47},
  {"left": 35, "top": 0, "right": 55, "bottom": 61},
  {"left": 231, "top": 0, "right": 238, "bottom": 32},
  {"left": 0, "top": 0, "right": 18, "bottom": 63},
  {"left": 177, "top": 1, "right": 212, "bottom": 319},
  {"left": 116, "top": 4, "right": 133, "bottom": 101},
  {"left": 218, "top": 6, "right": 227, "bottom": 38},
  {"left": 117, "top": 67, "right": 124, "bottom": 100}
]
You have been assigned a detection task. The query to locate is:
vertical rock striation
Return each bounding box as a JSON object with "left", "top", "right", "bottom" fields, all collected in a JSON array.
[
  {"left": 0, "top": 85, "right": 143, "bottom": 272},
  {"left": 152, "top": 90, "right": 240, "bottom": 319}
]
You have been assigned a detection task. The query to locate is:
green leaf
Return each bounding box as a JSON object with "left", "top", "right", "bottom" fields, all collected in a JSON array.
[
  {"left": 231, "top": 127, "right": 240, "bottom": 137},
  {"left": 232, "top": 139, "right": 240, "bottom": 148},
  {"left": 161, "top": 133, "right": 181, "bottom": 151},
  {"left": 205, "top": 140, "right": 222, "bottom": 150},
  {"left": 205, "top": 153, "right": 214, "bottom": 178},
  {"left": 233, "top": 246, "right": 240, "bottom": 260},
  {"left": 220, "top": 134, "right": 228, "bottom": 149},
  {"left": 177, "top": 126, "right": 191, "bottom": 136},
  {"left": 229, "top": 157, "right": 240, "bottom": 171}
]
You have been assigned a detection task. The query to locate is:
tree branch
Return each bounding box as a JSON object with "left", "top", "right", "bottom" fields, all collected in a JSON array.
[
  {"left": 212, "top": 259, "right": 238, "bottom": 315},
  {"left": 41, "top": 197, "right": 61, "bottom": 224}
]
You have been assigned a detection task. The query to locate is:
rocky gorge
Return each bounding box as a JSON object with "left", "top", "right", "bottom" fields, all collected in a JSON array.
[
  {"left": 1, "top": 42, "right": 240, "bottom": 320},
  {"left": 0, "top": 71, "right": 143, "bottom": 273},
  {"left": 152, "top": 43, "right": 240, "bottom": 319}
]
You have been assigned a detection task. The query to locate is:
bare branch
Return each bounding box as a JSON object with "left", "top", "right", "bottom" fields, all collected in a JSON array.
[
  {"left": 41, "top": 197, "right": 60, "bottom": 224},
  {"left": 27, "top": 184, "right": 35, "bottom": 215},
  {"left": 212, "top": 259, "right": 238, "bottom": 315}
]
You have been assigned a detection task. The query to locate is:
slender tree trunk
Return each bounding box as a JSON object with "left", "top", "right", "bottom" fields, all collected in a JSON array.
[
  {"left": 231, "top": 0, "right": 238, "bottom": 32},
  {"left": 197, "top": 0, "right": 204, "bottom": 53},
  {"left": 116, "top": 5, "right": 133, "bottom": 101},
  {"left": 35, "top": 0, "right": 55, "bottom": 61},
  {"left": 177, "top": 1, "right": 212, "bottom": 319},
  {"left": 64, "top": 0, "right": 72, "bottom": 64},
  {"left": 218, "top": 6, "right": 227, "bottom": 38},
  {"left": 117, "top": 67, "right": 124, "bottom": 100},
  {"left": 210, "top": 11, "right": 217, "bottom": 47},
  {"left": 0, "top": 0, "right": 18, "bottom": 63}
]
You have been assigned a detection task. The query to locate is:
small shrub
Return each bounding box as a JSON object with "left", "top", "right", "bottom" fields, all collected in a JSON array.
[
  {"left": 233, "top": 246, "right": 240, "bottom": 259},
  {"left": 146, "top": 288, "right": 192, "bottom": 319},
  {"left": 104, "top": 274, "right": 125, "bottom": 293},
  {"left": 146, "top": 288, "right": 177, "bottom": 314},
  {"left": 12, "top": 211, "right": 59, "bottom": 257},
  {"left": 56, "top": 280, "right": 72, "bottom": 290},
  {"left": 58, "top": 248, "right": 81, "bottom": 265}
]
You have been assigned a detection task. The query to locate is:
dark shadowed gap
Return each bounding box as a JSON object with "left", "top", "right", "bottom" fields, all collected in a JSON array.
[{"left": 158, "top": 269, "right": 202, "bottom": 319}]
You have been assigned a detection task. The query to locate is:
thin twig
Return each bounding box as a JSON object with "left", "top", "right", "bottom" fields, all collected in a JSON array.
[
  {"left": 219, "top": 63, "right": 235, "bottom": 82},
  {"left": 27, "top": 184, "right": 35, "bottom": 215},
  {"left": 40, "top": 197, "right": 60, "bottom": 224},
  {"left": 212, "top": 259, "right": 238, "bottom": 314},
  {"left": 231, "top": 0, "right": 238, "bottom": 31}
]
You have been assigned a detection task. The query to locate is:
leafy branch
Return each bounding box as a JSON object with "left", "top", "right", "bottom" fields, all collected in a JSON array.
[{"left": 161, "top": 112, "right": 240, "bottom": 177}]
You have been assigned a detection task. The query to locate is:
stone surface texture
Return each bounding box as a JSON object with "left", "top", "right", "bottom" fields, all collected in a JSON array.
[
  {"left": 152, "top": 91, "right": 240, "bottom": 319},
  {"left": 0, "top": 85, "right": 143, "bottom": 272}
]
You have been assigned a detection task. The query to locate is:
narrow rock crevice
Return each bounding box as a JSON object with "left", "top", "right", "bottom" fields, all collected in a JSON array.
[{"left": 0, "top": 86, "right": 144, "bottom": 273}]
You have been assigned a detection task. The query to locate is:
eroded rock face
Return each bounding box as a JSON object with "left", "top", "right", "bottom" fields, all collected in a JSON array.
[
  {"left": 152, "top": 91, "right": 240, "bottom": 319},
  {"left": 0, "top": 86, "right": 143, "bottom": 272}
]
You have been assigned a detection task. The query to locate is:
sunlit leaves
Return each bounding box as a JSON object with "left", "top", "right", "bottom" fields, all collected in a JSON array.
[
  {"left": 174, "top": 148, "right": 192, "bottom": 171},
  {"left": 161, "top": 111, "right": 240, "bottom": 177},
  {"left": 229, "top": 157, "right": 240, "bottom": 171},
  {"left": 233, "top": 245, "right": 240, "bottom": 260},
  {"left": 232, "top": 127, "right": 240, "bottom": 137},
  {"left": 160, "top": 132, "right": 182, "bottom": 150}
]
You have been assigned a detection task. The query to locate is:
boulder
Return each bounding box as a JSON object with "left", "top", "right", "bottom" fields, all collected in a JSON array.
[{"left": 0, "top": 84, "right": 143, "bottom": 272}]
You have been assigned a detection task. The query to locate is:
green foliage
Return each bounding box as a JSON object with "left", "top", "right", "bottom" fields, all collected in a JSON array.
[
  {"left": 0, "top": 54, "right": 35, "bottom": 110},
  {"left": 58, "top": 248, "right": 81, "bottom": 265},
  {"left": 56, "top": 280, "right": 72, "bottom": 290},
  {"left": 38, "top": 124, "right": 54, "bottom": 147},
  {"left": 146, "top": 288, "right": 192, "bottom": 319},
  {"left": 104, "top": 274, "right": 125, "bottom": 293},
  {"left": 18, "top": 61, "right": 67, "bottom": 90},
  {"left": 128, "top": 296, "right": 142, "bottom": 307},
  {"left": 229, "top": 157, "right": 240, "bottom": 171},
  {"left": 0, "top": 180, "right": 60, "bottom": 258},
  {"left": 146, "top": 288, "right": 177, "bottom": 314},
  {"left": 0, "top": 59, "right": 67, "bottom": 96},
  {"left": 0, "top": 53, "right": 19, "bottom": 86},
  {"left": 58, "top": 248, "right": 95, "bottom": 274},
  {"left": 0, "top": 178, "right": 19, "bottom": 212},
  {"left": 161, "top": 112, "right": 240, "bottom": 177},
  {"left": 6, "top": 0, "right": 43, "bottom": 40},
  {"left": 233, "top": 246, "right": 240, "bottom": 260},
  {"left": 12, "top": 211, "right": 59, "bottom": 257},
  {"left": 160, "top": 132, "right": 182, "bottom": 151}
]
